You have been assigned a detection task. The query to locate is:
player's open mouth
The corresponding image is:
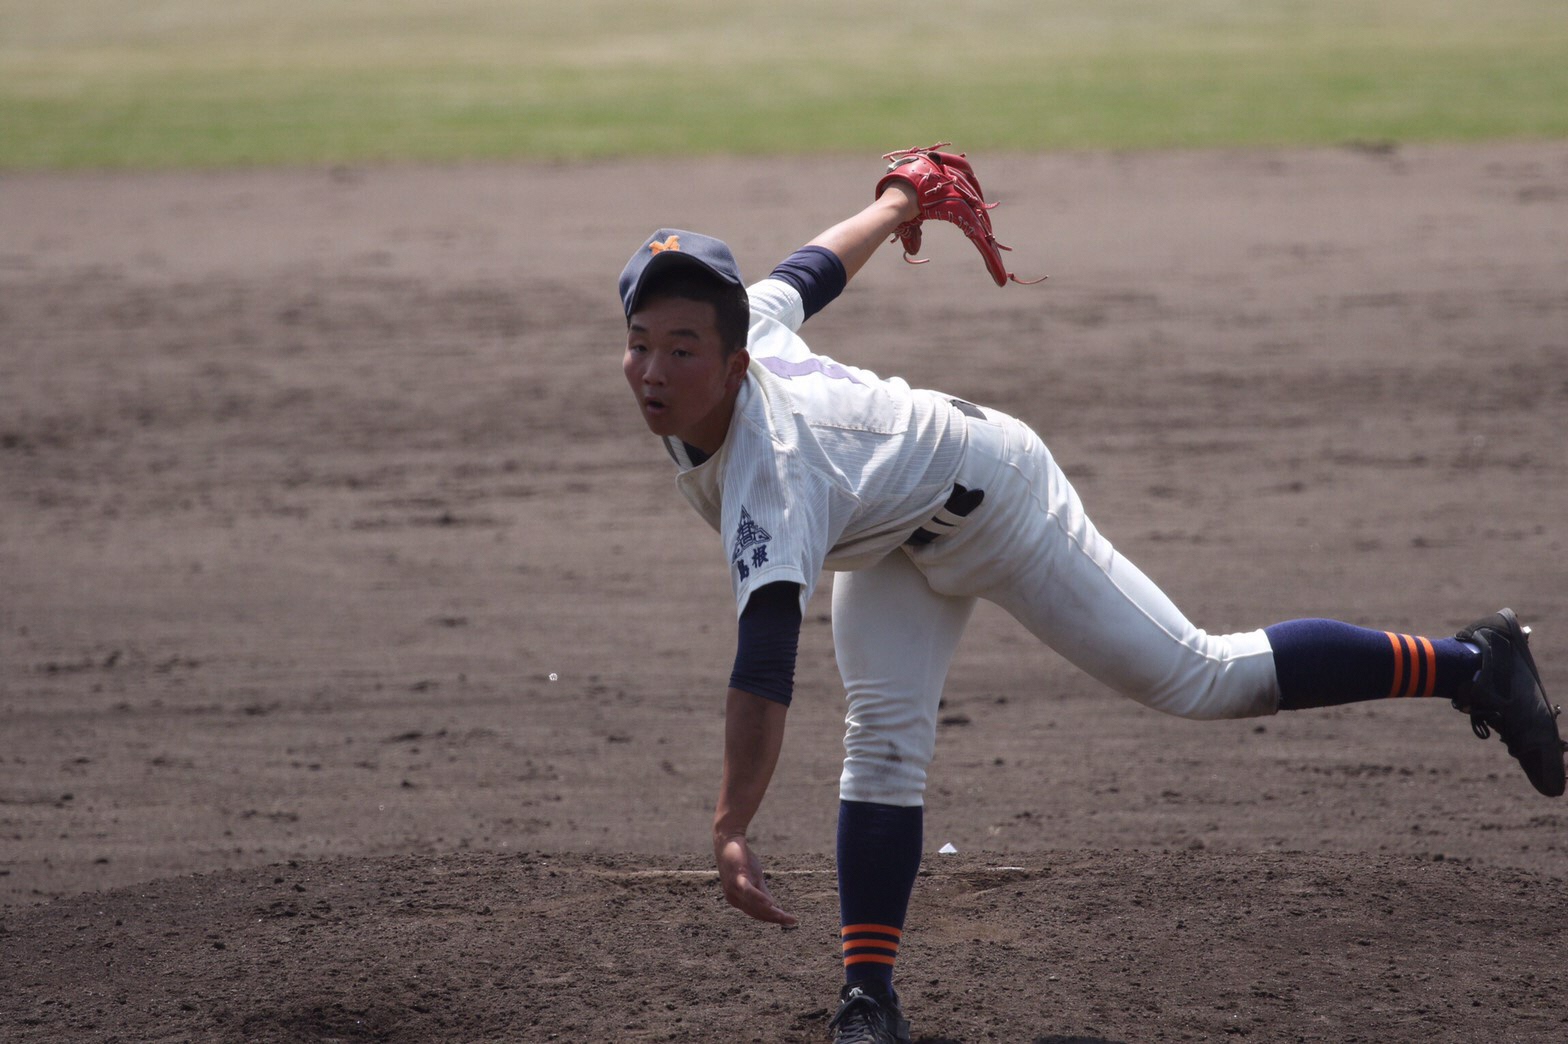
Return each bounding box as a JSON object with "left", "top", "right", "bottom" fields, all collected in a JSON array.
[{"left": 643, "top": 398, "right": 667, "bottom": 415}]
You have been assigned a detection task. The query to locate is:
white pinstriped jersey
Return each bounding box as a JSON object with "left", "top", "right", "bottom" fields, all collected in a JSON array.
[{"left": 663, "top": 277, "right": 967, "bottom": 615}]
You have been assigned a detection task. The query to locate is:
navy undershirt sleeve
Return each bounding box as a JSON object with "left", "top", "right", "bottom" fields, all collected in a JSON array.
[
  {"left": 729, "top": 581, "right": 803, "bottom": 706},
  {"left": 768, "top": 246, "right": 848, "bottom": 322}
]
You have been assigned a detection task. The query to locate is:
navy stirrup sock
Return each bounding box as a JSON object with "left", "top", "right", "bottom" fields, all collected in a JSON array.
[
  {"left": 837, "top": 800, "right": 923, "bottom": 993},
  {"left": 1266, "top": 619, "right": 1480, "bottom": 710}
]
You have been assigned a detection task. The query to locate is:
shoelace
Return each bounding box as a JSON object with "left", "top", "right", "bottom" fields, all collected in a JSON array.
[
  {"left": 829, "top": 991, "right": 894, "bottom": 1044},
  {"left": 1472, "top": 697, "right": 1563, "bottom": 758}
]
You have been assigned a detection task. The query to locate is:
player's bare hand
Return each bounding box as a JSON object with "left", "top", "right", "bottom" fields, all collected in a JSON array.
[{"left": 714, "top": 834, "right": 798, "bottom": 927}]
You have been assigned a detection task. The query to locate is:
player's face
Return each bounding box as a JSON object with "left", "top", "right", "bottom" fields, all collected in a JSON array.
[{"left": 624, "top": 296, "right": 748, "bottom": 454}]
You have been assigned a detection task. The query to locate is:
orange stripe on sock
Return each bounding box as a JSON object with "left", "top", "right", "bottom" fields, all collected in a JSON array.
[
  {"left": 1386, "top": 631, "right": 1406, "bottom": 699},
  {"left": 840, "top": 924, "right": 902, "bottom": 939},
  {"left": 1417, "top": 636, "right": 1437, "bottom": 699},
  {"left": 844, "top": 954, "right": 898, "bottom": 966},
  {"left": 1406, "top": 634, "right": 1424, "bottom": 697},
  {"left": 843, "top": 939, "right": 900, "bottom": 953},
  {"left": 1405, "top": 631, "right": 1417, "bottom": 697}
]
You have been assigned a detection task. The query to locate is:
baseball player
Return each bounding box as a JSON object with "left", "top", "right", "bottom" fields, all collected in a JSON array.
[{"left": 618, "top": 145, "right": 1564, "bottom": 1044}]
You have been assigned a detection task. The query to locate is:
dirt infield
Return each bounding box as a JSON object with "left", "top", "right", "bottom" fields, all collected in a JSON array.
[{"left": 3, "top": 144, "right": 1567, "bottom": 1042}]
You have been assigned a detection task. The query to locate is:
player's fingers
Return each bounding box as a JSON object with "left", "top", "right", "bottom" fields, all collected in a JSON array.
[
  {"left": 714, "top": 839, "right": 797, "bottom": 926},
  {"left": 732, "top": 873, "right": 798, "bottom": 927},
  {"left": 739, "top": 884, "right": 798, "bottom": 927}
]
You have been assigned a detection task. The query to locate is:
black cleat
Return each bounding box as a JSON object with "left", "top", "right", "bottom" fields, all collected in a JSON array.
[
  {"left": 828, "top": 983, "right": 912, "bottom": 1044},
  {"left": 1454, "top": 609, "right": 1565, "bottom": 797}
]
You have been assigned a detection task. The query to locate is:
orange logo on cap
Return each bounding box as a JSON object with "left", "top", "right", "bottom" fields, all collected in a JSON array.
[{"left": 649, "top": 235, "right": 681, "bottom": 254}]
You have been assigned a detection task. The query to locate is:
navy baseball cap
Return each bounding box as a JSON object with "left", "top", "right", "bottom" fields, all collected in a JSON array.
[{"left": 618, "top": 229, "right": 745, "bottom": 319}]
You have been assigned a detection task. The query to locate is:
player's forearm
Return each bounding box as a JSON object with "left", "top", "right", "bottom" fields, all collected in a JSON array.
[
  {"left": 712, "top": 687, "right": 789, "bottom": 845},
  {"left": 806, "top": 181, "right": 919, "bottom": 283}
]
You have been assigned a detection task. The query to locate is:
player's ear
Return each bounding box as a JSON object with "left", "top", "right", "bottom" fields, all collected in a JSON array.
[{"left": 724, "top": 348, "right": 750, "bottom": 390}]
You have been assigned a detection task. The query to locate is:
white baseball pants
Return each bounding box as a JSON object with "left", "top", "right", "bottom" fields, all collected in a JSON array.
[{"left": 833, "top": 406, "right": 1281, "bottom": 806}]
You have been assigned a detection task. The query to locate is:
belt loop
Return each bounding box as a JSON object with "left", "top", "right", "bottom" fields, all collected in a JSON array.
[{"left": 906, "top": 484, "right": 985, "bottom": 546}]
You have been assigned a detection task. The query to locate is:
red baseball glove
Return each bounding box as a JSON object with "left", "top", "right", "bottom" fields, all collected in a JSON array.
[{"left": 875, "top": 142, "right": 1045, "bottom": 287}]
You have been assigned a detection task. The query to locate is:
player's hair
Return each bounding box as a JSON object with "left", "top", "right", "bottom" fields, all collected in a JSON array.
[{"left": 630, "top": 266, "right": 749, "bottom": 356}]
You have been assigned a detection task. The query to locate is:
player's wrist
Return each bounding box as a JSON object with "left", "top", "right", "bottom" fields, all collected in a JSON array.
[
  {"left": 877, "top": 180, "right": 919, "bottom": 223},
  {"left": 712, "top": 822, "right": 747, "bottom": 847}
]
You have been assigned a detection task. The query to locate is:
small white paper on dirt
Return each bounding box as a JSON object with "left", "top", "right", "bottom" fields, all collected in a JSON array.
[{"left": 938, "top": 842, "right": 958, "bottom": 855}]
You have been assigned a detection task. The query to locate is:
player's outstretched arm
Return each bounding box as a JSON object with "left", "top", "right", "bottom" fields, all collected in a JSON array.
[
  {"left": 806, "top": 180, "right": 918, "bottom": 284},
  {"left": 713, "top": 687, "right": 798, "bottom": 927}
]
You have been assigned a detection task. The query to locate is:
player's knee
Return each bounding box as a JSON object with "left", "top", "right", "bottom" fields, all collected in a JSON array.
[
  {"left": 839, "top": 735, "right": 931, "bottom": 806},
  {"left": 839, "top": 770, "right": 926, "bottom": 806}
]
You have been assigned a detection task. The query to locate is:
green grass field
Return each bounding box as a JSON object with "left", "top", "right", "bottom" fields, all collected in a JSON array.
[{"left": 2, "top": 0, "right": 1565, "bottom": 169}]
